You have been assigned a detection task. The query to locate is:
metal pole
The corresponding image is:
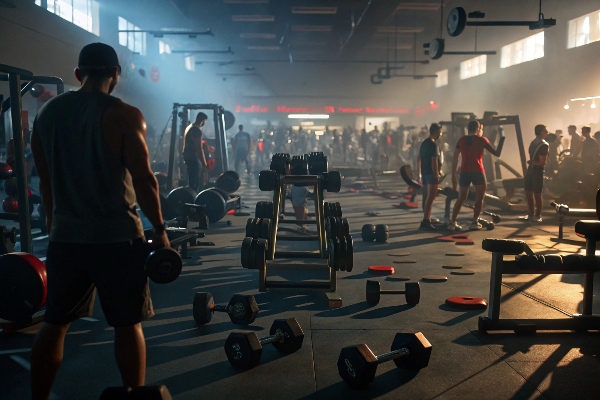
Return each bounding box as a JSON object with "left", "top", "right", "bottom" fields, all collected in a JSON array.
[
  {"left": 514, "top": 116, "right": 528, "bottom": 177},
  {"left": 8, "top": 73, "right": 31, "bottom": 253},
  {"left": 212, "top": 106, "right": 223, "bottom": 175},
  {"left": 167, "top": 104, "right": 178, "bottom": 192}
]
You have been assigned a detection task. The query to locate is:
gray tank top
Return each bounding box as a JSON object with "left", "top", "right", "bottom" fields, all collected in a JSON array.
[{"left": 34, "top": 91, "right": 144, "bottom": 243}]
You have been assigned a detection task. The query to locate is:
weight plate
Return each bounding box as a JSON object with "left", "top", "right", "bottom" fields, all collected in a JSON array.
[
  {"left": 216, "top": 171, "right": 241, "bottom": 194},
  {"left": 445, "top": 296, "right": 488, "bottom": 310},
  {"left": 259, "top": 170, "right": 279, "bottom": 191},
  {"left": 264, "top": 201, "right": 274, "bottom": 220},
  {"left": 166, "top": 187, "right": 197, "bottom": 219},
  {"left": 365, "top": 280, "right": 380, "bottom": 305},
  {"left": 195, "top": 189, "right": 227, "bottom": 223},
  {"left": 341, "top": 218, "right": 350, "bottom": 236},
  {"left": 146, "top": 247, "right": 183, "bottom": 284},
  {"left": 261, "top": 218, "right": 272, "bottom": 243},
  {"left": 447, "top": 7, "right": 467, "bottom": 37},
  {"left": 255, "top": 201, "right": 265, "bottom": 218},
  {"left": 429, "top": 38, "right": 445, "bottom": 60},
  {"left": 193, "top": 292, "right": 213, "bottom": 324},
  {"left": 253, "top": 218, "right": 263, "bottom": 240},
  {"left": 334, "top": 202, "right": 342, "bottom": 218},
  {"left": 399, "top": 165, "right": 421, "bottom": 189},
  {"left": 246, "top": 218, "right": 257, "bottom": 238},
  {"left": 323, "top": 202, "right": 331, "bottom": 218},
  {"left": 335, "top": 217, "right": 344, "bottom": 239},
  {"left": 337, "top": 236, "right": 347, "bottom": 272},
  {"left": 328, "top": 239, "right": 337, "bottom": 271},
  {"left": 361, "top": 224, "right": 376, "bottom": 242},
  {"left": 405, "top": 282, "right": 421, "bottom": 305},
  {"left": 344, "top": 235, "right": 354, "bottom": 272},
  {"left": 324, "top": 171, "right": 341, "bottom": 192},
  {"left": 241, "top": 237, "right": 252, "bottom": 268},
  {"left": 451, "top": 269, "right": 475, "bottom": 275},
  {"left": 0, "top": 253, "right": 47, "bottom": 321},
  {"left": 255, "top": 239, "right": 267, "bottom": 270}
]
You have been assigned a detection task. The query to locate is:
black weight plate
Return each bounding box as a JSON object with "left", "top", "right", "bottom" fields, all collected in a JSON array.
[
  {"left": 361, "top": 224, "right": 376, "bottom": 242},
  {"left": 264, "top": 201, "right": 274, "bottom": 220},
  {"left": 335, "top": 217, "right": 344, "bottom": 239},
  {"left": 429, "top": 38, "right": 445, "bottom": 60},
  {"left": 375, "top": 224, "right": 389, "bottom": 243},
  {"left": 246, "top": 218, "right": 257, "bottom": 238},
  {"left": 167, "top": 187, "right": 197, "bottom": 219},
  {"left": 0, "top": 253, "right": 47, "bottom": 321},
  {"left": 248, "top": 238, "right": 258, "bottom": 269},
  {"left": 337, "top": 236, "right": 347, "bottom": 272},
  {"left": 335, "top": 202, "right": 342, "bottom": 218},
  {"left": 405, "top": 282, "right": 420, "bottom": 305},
  {"left": 255, "top": 201, "right": 265, "bottom": 218},
  {"left": 193, "top": 292, "right": 213, "bottom": 324},
  {"left": 400, "top": 165, "right": 421, "bottom": 189},
  {"left": 195, "top": 189, "right": 227, "bottom": 223},
  {"left": 332, "top": 237, "right": 342, "bottom": 271},
  {"left": 326, "top": 216, "right": 338, "bottom": 241},
  {"left": 261, "top": 218, "right": 272, "bottom": 242},
  {"left": 328, "top": 238, "right": 337, "bottom": 271},
  {"left": 259, "top": 170, "right": 279, "bottom": 191},
  {"left": 366, "top": 280, "right": 380, "bottom": 306},
  {"left": 216, "top": 171, "right": 241, "bottom": 194},
  {"left": 325, "top": 171, "right": 342, "bottom": 192},
  {"left": 341, "top": 218, "right": 350, "bottom": 236},
  {"left": 159, "top": 191, "right": 172, "bottom": 220},
  {"left": 255, "top": 239, "right": 267, "bottom": 270},
  {"left": 241, "top": 237, "right": 253, "bottom": 268},
  {"left": 344, "top": 235, "right": 354, "bottom": 272}
]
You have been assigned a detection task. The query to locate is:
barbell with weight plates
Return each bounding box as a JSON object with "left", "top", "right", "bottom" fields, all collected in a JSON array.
[
  {"left": 337, "top": 331, "right": 432, "bottom": 388},
  {"left": 366, "top": 280, "right": 420, "bottom": 306},
  {"left": 193, "top": 292, "right": 259, "bottom": 325},
  {"left": 224, "top": 317, "right": 304, "bottom": 369},
  {"left": 194, "top": 188, "right": 238, "bottom": 223},
  {"left": 164, "top": 187, "right": 197, "bottom": 220}
]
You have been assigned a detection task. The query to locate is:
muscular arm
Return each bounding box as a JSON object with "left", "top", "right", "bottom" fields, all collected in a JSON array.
[
  {"left": 194, "top": 133, "right": 207, "bottom": 167},
  {"left": 30, "top": 127, "right": 53, "bottom": 231},
  {"left": 105, "top": 103, "right": 166, "bottom": 235},
  {"left": 484, "top": 136, "right": 505, "bottom": 157}
]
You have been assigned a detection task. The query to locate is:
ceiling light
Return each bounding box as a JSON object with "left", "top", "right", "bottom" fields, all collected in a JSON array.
[
  {"left": 396, "top": 3, "right": 442, "bottom": 11},
  {"left": 564, "top": 103, "right": 569, "bottom": 110},
  {"left": 288, "top": 114, "right": 330, "bottom": 119},
  {"left": 240, "top": 33, "right": 277, "bottom": 39},
  {"left": 292, "top": 25, "right": 332, "bottom": 32},
  {"left": 232, "top": 15, "right": 275, "bottom": 22},
  {"left": 377, "top": 27, "right": 424, "bottom": 33},
  {"left": 247, "top": 46, "right": 281, "bottom": 50},
  {"left": 292, "top": 6, "right": 337, "bottom": 15},
  {"left": 592, "top": 100, "right": 597, "bottom": 109}
]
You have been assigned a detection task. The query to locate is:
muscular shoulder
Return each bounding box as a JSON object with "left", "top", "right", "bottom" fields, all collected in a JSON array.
[{"left": 105, "top": 100, "right": 145, "bottom": 131}]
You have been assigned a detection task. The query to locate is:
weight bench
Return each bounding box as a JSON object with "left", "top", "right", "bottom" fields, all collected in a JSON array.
[
  {"left": 479, "top": 220, "right": 600, "bottom": 333},
  {"left": 550, "top": 201, "right": 598, "bottom": 240}
]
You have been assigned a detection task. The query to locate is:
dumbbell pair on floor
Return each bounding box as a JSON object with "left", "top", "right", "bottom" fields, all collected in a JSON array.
[{"left": 362, "top": 224, "right": 389, "bottom": 242}]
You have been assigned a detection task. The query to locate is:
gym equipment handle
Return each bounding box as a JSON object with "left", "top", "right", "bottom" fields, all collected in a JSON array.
[
  {"left": 380, "top": 290, "right": 407, "bottom": 295},
  {"left": 213, "top": 304, "right": 229, "bottom": 313},
  {"left": 280, "top": 175, "right": 320, "bottom": 185},
  {"left": 260, "top": 330, "right": 286, "bottom": 345},
  {"left": 376, "top": 347, "right": 409, "bottom": 363}
]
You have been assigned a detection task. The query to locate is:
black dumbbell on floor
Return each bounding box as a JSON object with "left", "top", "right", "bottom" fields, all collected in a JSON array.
[
  {"left": 193, "top": 292, "right": 259, "bottom": 325},
  {"left": 224, "top": 318, "right": 304, "bottom": 369},
  {"left": 146, "top": 247, "right": 183, "bottom": 284},
  {"left": 361, "top": 224, "right": 388, "bottom": 242},
  {"left": 337, "top": 331, "right": 432, "bottom": 388},
  {"left": 477, "top": 218, "right": 495, "bottom": 230},
  {"left": 366, "top": 280, "right": 420, "bottom": 306}
]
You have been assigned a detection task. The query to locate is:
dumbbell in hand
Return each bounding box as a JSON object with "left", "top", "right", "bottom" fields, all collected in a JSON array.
[
  {"left": 193, "top": 292, "right": 259, "bottom": 325},
  {"left": 366, "top": 280, "right": 420, "bottom": 306},
  {"left": 146, "top": 247, "right": 182, "bottom": 284},
  {"left": 337, "top": 331, "right": 432, "bottom": 388},
  {"left": 224, "top": 318, "right": 304, "bottom": 369}
]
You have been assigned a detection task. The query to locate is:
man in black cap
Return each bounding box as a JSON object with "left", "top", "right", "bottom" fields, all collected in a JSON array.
[{"left": 30, "top": 42, "right": 169, "bottom": 399}]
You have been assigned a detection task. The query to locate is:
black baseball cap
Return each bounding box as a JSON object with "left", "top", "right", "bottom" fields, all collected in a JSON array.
[{"left": 78, "top": 43, "right": 121, "bottom": 72}]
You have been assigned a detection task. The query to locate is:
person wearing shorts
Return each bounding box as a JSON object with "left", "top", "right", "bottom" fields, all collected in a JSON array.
[
  {"left": 417, "top": 123, "right": 443, "bottom": 231},
  {"left": 448, "top": 120, "right": 504, "bottom": 230},
  {"left": 524, "top": 124, "right": 549, "bottom": 222},
  {"left": 30, "top": 43, "right": 170, "bottom": 400},
  {"left": 291, "top": 184, "right": 312, "bottom": 231}
]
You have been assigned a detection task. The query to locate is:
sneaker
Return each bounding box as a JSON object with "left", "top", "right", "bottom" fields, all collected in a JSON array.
[
  {"left": 419, "top": 220, "right": 437, "bottom": 231},
  {"left": 447, "top": 221, "right": 462, "bottom": 231},
  {"left": 531, "top": 216, "right": 543, "bottom": 222},
  {"left": 430, "top": 217, "right": 441, "bottom": 224},
  {"left": 521, "top": 214, "right": 533, "bottom": 221},
  {"left": 469, "top": 221, "right": 483, "bottom": 230}
]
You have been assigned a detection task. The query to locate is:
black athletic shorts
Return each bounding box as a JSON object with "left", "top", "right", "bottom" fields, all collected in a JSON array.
[
  {"left": 524, "top": 167, "right": 544, "bottom": 194},
  {"left": 44, "top": 238, "right": 154, "bottom": 327}
]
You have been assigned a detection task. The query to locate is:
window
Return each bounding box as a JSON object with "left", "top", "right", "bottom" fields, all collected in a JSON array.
[
  {"left": 500, "top": 32, "right": 544, "bottom": 68},
  {"left": 35, "top": 0, "right": 99, "bottom": 35},
  {"left": 568, "top": 9, "right": 600, "bottom": 48},
  {"left": 460, "top": 55, "right": 487, "bottom": 80},
  {"left": 159, "top": 40, "right": 171, "bottom": 54},
  {"left": 184, "top": 55, "right": 195, "bottom": 71},
  {"left": 118, "top": 16, "right": 146, "bottom": 56},
  {"left": 435, "top": 69, "right": 448, "bottom": 87}
]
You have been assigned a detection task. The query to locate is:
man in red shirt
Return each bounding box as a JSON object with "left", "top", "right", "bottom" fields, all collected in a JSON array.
[{"left": 448, "top": 120, "right": 504, "bottom": 230}]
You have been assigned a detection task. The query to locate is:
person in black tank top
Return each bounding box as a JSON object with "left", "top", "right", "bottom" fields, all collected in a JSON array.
[{"left": 182, "top": 112, "right": 208, "bottom": 192}]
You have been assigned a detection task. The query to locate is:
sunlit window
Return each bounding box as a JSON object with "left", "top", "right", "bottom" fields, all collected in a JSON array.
[
  {"left": 118, "top": 17, "right": 146, "bottom": 56},
  {"left": 185, "top": 55, "right": 195, "bottom": 71},
  {"left": 568, "top": 9, "right": 600, "bottom": 48},
  {"left": 500, "top": 32, "right": 544, "bottom": 68},
  {"left": 35, "top": 0, "right": 99, "bottom": 35},
  {"left": 435, "top": 69, "right": 448, "bottom": 88},
  {"left": 460, "top": 55, "right": 486, "bottom": 80},
  {"left": 159, "top": 40, "right": 171, "bottom": 54}
]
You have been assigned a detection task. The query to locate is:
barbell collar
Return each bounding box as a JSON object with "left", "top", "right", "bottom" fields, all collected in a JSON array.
[{"left": 376, "top": 347, "right": 409, "bottom": 363}]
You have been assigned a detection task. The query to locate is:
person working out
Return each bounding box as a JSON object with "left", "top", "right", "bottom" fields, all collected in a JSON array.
[
  {"left": 417, "top": 123, "right": 443, "bottom": 231},
  {"left": 524, "top": 124, "right": 549, "bottom": 222},
  {"left": 233, "top": 124, "right": 252, "bottom": 175},
  {"left": 183, "top": 112, "right": 208, "bottom": 192},
  {"left": 30, "top": 42, "right": 170, "bottom": 400},
  {"left": 448, "top": 120, "right": 504, "bottom": 230}
]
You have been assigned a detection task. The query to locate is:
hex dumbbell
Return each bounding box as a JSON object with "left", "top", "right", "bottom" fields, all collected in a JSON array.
[
  {"left": 366, "top": 280, "right": 420, "bottom": 306},
  {"left": 224, "top": 318, "right": 304, "bottom": 369},
  {"left": 337, "top": 331, "right": 432, "bottom": 388},
  {"left": 193, "top": 292, "right": 259, "bottom": 325}
]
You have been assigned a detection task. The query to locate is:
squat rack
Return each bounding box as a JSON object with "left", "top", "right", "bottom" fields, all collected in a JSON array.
[
  {"left": 167, "top": 104, "right": 230, "bottom": 192},
  {"left": 0, "top": 64, "right": 64, "bottom": 254}
]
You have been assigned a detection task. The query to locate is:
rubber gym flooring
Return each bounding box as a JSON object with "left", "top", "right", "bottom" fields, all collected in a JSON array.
[{"left": 2, "top": 173, "right": 600, "bottom": 400}]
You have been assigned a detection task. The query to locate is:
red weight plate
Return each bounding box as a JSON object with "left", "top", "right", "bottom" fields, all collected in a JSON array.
[
  {"left": 437, "top": 235, "right": 456, "bottom": 242},
  {"left": 0, "top": 253, "right": 47, "bottom": 322},
  {"left": 368, "top": 266, "right": 395, "bottom": 275},
  {"left": 445, "top": 296, "right": 488, "bottom": 310}
]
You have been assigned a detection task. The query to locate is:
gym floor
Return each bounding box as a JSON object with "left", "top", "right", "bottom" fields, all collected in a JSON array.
[{"left": 2, "top": 174, "right": 600, "bottom": 400}]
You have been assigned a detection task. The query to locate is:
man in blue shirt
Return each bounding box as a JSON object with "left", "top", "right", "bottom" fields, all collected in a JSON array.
[
  {"left": 418, "top": 123, "right": 443, "bottom": 230},
  {"left": 233, "top": 124, "right": 252, "bottom": 176}
]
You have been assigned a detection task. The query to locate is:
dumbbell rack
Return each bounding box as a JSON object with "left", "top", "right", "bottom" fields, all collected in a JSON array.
[
  {"left": 260, "top": 173, "right": 342, "bottom": 307},
  {"left": 479, "top": 234, "right": 600, "bottom": 333}
]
